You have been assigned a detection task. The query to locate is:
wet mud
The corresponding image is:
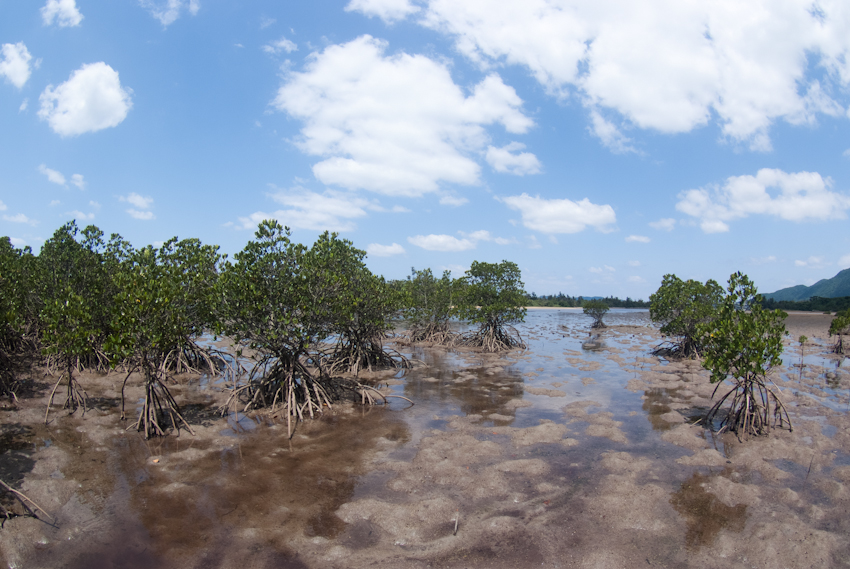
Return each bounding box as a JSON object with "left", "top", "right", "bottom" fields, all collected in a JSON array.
[{"left": 2, "top": 309, "right": 850, "bottom": 568}]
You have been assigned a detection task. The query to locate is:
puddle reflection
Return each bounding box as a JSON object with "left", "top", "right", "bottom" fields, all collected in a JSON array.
[{"left": 670, "top": 472, "right": 748, "bottom": 549}]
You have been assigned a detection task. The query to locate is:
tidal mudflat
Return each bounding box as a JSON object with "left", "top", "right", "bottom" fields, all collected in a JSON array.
[{"left": 2, "top": 309, "right": 849, "bottom": 568}]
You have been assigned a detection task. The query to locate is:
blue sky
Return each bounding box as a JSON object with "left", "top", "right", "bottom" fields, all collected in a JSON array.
[{"left": 2, "top": 0, "right": 850, "bottom": 299}]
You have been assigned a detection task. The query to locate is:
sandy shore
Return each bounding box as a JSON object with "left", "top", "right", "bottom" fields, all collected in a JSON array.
[{"left": 1, "top": 309, "right": 848, "bottom": 568}]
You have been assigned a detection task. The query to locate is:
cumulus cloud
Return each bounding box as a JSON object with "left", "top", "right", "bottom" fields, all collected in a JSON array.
[
  {"left": 839, "top": 254, "right": 850, "bottom": 268},
  {"left": 345, "top": 0, "right": 420, "bottom": 23},
  {"left": 649, "top": 218, "right": 676, "bottom": 231},
  {"left": 71, "top": 174, "right": 85, "bottom": 189},
  {"left": 485, "top": 142, "right": 541, "bottom": 175},
  {"left": 367, "top": 242, "right": 406, "bottom": 257},
  {"left": 628, "top": 260, "right": 641, "bottom": 267},
  {"left": 0, "top": 200, "right": 6, "bottom": 211},
  {"left": 676, "top": 168, "right": 850, "bottom": 233},
  {"left": 39, "top": 62, "right": 133, "bottom": 136},
  {"left": 408, "top": 234, "right": 476, "bottom": 252},
  {"left": 0, "top": 43, "right": 33, "bottom": 89},
  {"left": 407, "top": 229, "right": 506, "bottom": 251},
  {"left": 588, "top": 109, "right": 637, "bottom": 154},
  {"left": 420, "top": 0, "right": 850, "bottom": 150},
  {"left": 66, "top": 210, "right": 95, "bottom": 221},
  {"left": 128, "top": 210, "right": 155, "bottom": 220},
  {"left": 795, "top": 256, "right": 828, "bottom": 269},
  {"left": 627, "top": 276, "right": 646, "bottom": 284},
  {"left": 499, "top": 193, "right": 616, "bottom": 234},
  {"left": 41, "top": 0, "right": 83, "bottom": 27},
  {"left": 141, "top": 0, "right": 200, "bottom": 27},
  {"left": 625, "top": 235, "right": 650, "bottom": 243},
  {"left": 263, "top": 37, "right": 298, "bottom": 55},
  {"left": 589, "top": 265, "right": 615, "bottom": 274},
  {"left": 39, "top": 164, "right": 66, "bottom": 186},
  {"left": 235, "top": 189, "right": 371, "bottom": 232},
  {"left": 274, "top": 35, "right": 533, "bottom": 197},
  {"left": 121, "top": 192, "right": 155, "bottom": 220},
  {"left": 3, "top": 213, "right": 36, "bottom": 225}
]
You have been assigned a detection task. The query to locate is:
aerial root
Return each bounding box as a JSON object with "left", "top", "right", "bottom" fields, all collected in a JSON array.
[
  {"left": 44, "top": 369, "right": 87, "bottom": 425},
  {"left": 454, "top": 324, "right": 526, "bottom": 352},
  {"left": 128, "top": 368, "right": 195, "bottom": 439},
  {"left": 0, "top": 478, "right": 54, "bottom": 528},
  {"left": 701, "top": 375, "right": 792, "bottom": 440}
]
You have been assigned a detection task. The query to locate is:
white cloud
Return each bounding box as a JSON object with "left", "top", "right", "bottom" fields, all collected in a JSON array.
[
  {"left": 71, "top": 174, "right": 85, "bottom": 189},
  {"left": 121, "top": 192, "right": 155, "bottom": 220},
  {"left": 625, "top": 235, "right": 650, "bottom": 243},
  {"left": 9, "top": 238, "right": 26, "bottom": 248},
  {"left": 263, "top": 37, "right": 298, "bottom": 55},
  {"left": 408, "top": 228, "right": 501, "bottom": 251},
  {"left": 588, "top": 109, "right": 637, "bottom": 154},
  {"left": 236, "top": 189, "right": 371, "bottom": 232},
  {"left": 66, "top": 210, "right": 94, "bottom": 221},
  {"left": 367, "top": 242, "right": 406, "bottom": 257},
  {"left": 0, "top": 43, "right": 33, "bottom": 89},
  {"left": 49, "top": 200, "right": 60, "bottom": 206},
  {"left": 485, "top": 142, "right": 541, "bottom": 175},
  {"left": 649, "top": 218, "right": 676, "bottom": 231},
  {"left": 439, "top": 194, "right": 469, "bottom": 206},
  {"left": 0, "top": 200, "right": 6, "bottom": 211},
  {"left": 38, "top": 164, "right": 66, "bottom": 186},
  {"left": 260, "top": 17, "right": 276, "bottom": 29},
  {"left": 839, "top": 254, "right": 850, "bottom": 268},
  {"left": 499, "top": 193, "right": 616, "bottom": 234},
  {"left": 89, "top": 200, "right": 101, "bottom": 209},
  {"left": 141, "top": 0, "right": 200, "bottom": 27},
  {"left": 345, "top": 0, "right": 420, "bottom": 23},
  {"left": 127, "top": 209, "right": 155, "bottom": 220},
  {"left": 843, "top": 148, "right": 850, "bottom": 158},
  {"left": 121, "top": 192, "right": 154, "bottom": 210},
  {"left": 274, "top": 35, "right": 533, "bottom": 197},
  {"left": 627, "top": 276, "right": 646, "bottom": 284},
  {"left": 795, "top": 256, "right": 828, "bottom": 269},
  {"left": 464, "top": 229, "right": 491, "bottom": 241},
  {"left": 41, "top": 0, "right": 83, "bottom": 27},
  {"left": 19, "top": 99, "right": 28, "bottom": 112},
  {"left": 408, "top": 234, "right": 476, "bottom": 252},
  {"left": 39, "top": 62, "right": 133, "bottom": 136},
  {"left": 589, "top": 265, "right": 615, "bottom": 274},
  {"left": 627, "top": 260, "right": 641, "bottom": 267},
  {"left": 676, "top": 168, "right": 850, "bottom": 233},
  {"left": 3, "top": 213, "right": 36, "bottom": 225},
  {"left": 420, "top": 0, "right": 850, "bottom": 150}
]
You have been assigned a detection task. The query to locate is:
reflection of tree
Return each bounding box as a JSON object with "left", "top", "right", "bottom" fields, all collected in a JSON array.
[
  {"left": 641, "top": 388, "right": 679, "bottom": 432},
  {"left": 670, "top": 471, "right": 748, "bottom": 549},
  {"left": 403, "top": 347, "right": 525, "bottom": 423},
  {"left": 115, "top": 408, "right": 411, "bottom": 562}
]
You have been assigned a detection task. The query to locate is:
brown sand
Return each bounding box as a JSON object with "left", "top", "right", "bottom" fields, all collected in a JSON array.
[{"left": 2, "top": 310, "right": 849, "bottom": 568}]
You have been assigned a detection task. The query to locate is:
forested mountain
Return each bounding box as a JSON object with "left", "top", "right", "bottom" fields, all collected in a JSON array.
[{"left": 765, "top": 268, "right": 850, "bottom": 301}]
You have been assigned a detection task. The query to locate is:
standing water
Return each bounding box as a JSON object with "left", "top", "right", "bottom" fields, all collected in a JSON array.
[{"left": 2, "top": 309, "right": 850, "bottom": 568}]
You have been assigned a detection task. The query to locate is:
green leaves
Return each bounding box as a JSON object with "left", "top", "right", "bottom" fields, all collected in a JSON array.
[
  {"left": 650, "top": 274, "right": 723, "bottom": 357},
  {"left": 698, "top": 272, "right": 787, "bottom": 384},
  {"left": 582, "top": 300, "right": 609, "bottom": 327},
  {"left": 456, "top": 260, "right": 527, "bottom": 327}
]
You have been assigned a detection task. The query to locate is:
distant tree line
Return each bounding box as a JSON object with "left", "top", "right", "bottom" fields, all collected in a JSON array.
[
  {"left": 760, "top": 296, "right": 850, "bottom": 313},
  {"left": 525, "top": 292, "right": 649, "bottom": 309}
]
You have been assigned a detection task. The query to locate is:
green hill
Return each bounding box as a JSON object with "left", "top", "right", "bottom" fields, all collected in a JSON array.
[{"left": 765, "top": 268, "right": 850, "bottom": 301}]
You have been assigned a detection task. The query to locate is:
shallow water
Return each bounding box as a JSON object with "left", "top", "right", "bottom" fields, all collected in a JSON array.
[{"left": 4, "top": 309, "right": 850, "bottom": 568}]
